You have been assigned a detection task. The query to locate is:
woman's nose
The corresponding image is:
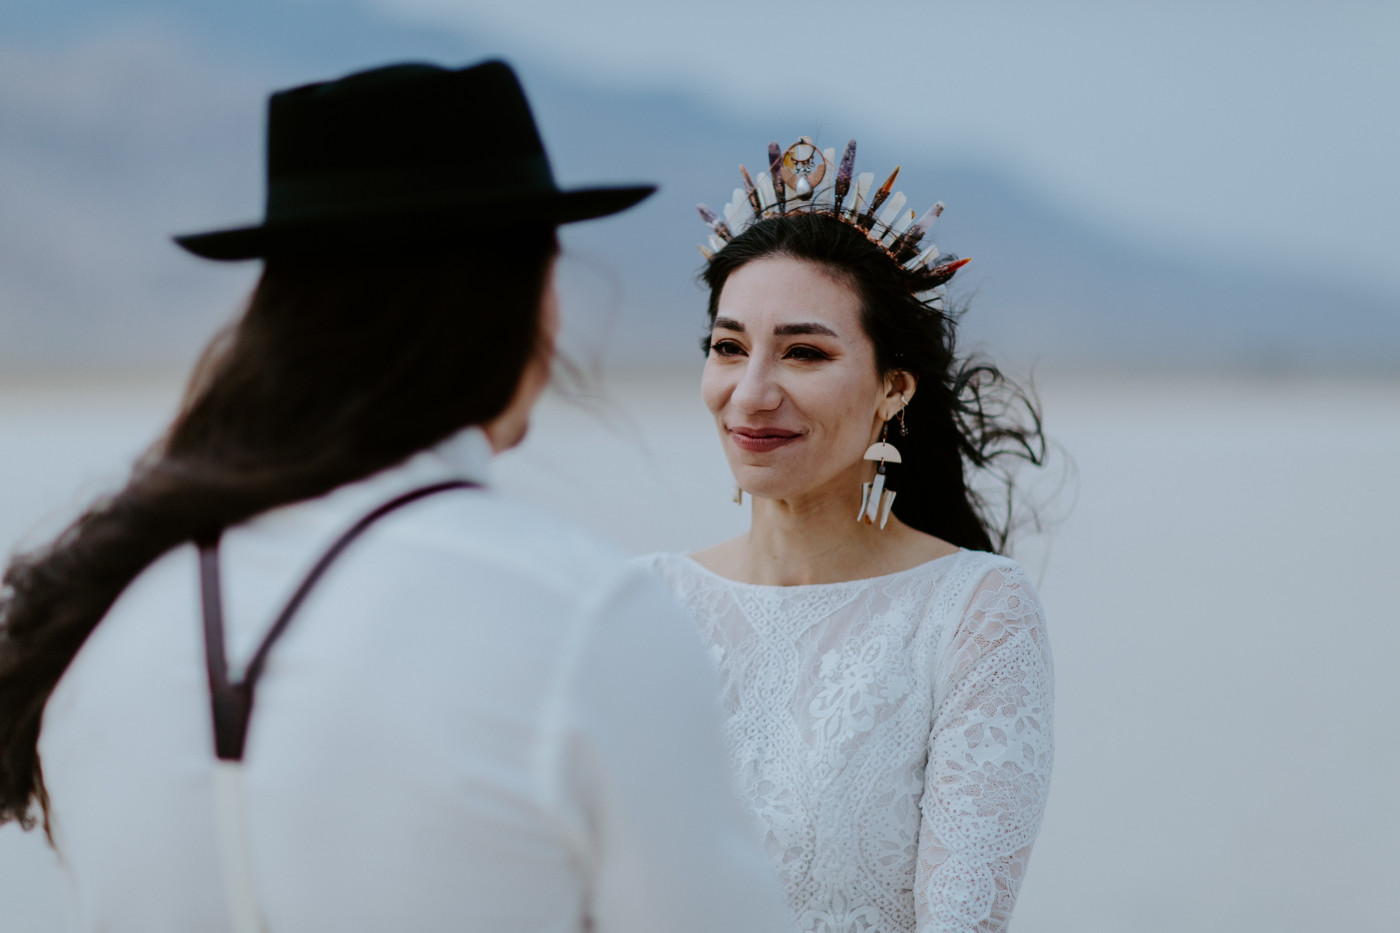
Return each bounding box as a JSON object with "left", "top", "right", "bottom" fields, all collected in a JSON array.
[{"left": 731, "top": 358, "right": 783, "bottom": 413}]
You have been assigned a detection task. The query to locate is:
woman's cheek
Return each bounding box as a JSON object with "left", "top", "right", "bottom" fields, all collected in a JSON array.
[{"left": 700, "top": 362, "right": 728, "bottom": 416}]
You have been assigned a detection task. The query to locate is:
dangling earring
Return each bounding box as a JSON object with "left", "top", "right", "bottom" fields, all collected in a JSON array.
[
  {"left": 733, "top": 484, "right": 744, "bottom": 505},
  {"left": 897, "top": 393, "right": 909, "bottom": 436},
  {"left": 857, "top": 422, "right": 902, "bottom": 529}
]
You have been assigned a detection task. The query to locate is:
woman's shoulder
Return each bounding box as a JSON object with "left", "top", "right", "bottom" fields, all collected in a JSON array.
[
  {"left": 888, "top": 548, "right": 1043, "bottom": 649},
  {"left": 864, "top": 544, "right": 1018, "bottom": 595},
  {"left": 948, "top": 546, "right": 1026, "bottom": 577},
  {"left": 958, "top": 549, "right": 1040, "bottom": 596},
  {"left": 935, "top": 549, "right": 1043, "bottom": 615},
  {"left": 939, "top": 550, "right": 1050, "bottom": 660}
]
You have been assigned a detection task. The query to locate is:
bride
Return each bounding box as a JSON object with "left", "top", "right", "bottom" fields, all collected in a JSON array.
[{"left": 641, "top": 138, "right": 1054, "bottom": 932}]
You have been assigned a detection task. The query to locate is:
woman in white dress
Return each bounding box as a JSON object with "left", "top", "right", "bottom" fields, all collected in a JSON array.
[{"left": 642, "top": 139, "right": 1054, "bottom": 932}]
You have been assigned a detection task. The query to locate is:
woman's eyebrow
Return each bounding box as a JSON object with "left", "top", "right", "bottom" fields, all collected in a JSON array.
[
  {"left": 711, "top": 319, "right": 839, "bottom": 338},
  {"left": 774, "top": 322, "right": 839, "bottom": 337}
]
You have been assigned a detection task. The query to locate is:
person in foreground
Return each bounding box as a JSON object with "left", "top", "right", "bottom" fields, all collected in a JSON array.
[
  {"left": 0, "top": 62, "right": 787, "bottom": 933},
  {"left": 640, "top": 138, "right": 1055, "bottom": 932}
]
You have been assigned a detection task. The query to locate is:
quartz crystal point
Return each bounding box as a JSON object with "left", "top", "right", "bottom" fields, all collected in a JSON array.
[
  {"left": 832, "top": 139, "right": 856, "bottom": 215},
  {"left": 911, "top": 241, "right": 941, "bottom": 269},
  {"left": 811, "top": 147, "right": 837, "bottom": 205},
  {"left": 859, "top": 166, "right": 901, "bottom": 229},
  {"left": 739, "top": 165, "right": 763, "bottom": 217},
  {"left": 875, "top": 191, "right": 907, "bottom": 235},
  {"left": 848, "top": 173, "right": 874, "bottom": 220},
  {"left": 894, "top": 202, "right": 945, "bottom": 262},
  {"left": 724, "top": 191, "right": 747, "bottom": 233},
  {"left": 757, "top": 171, "right": 778, "bottom": 214},
  {"left": 697, "top": 204, "right": 732, "bottom": 240},
  {"left": 768, "top": 142, "right": 785, "bottom": 213},
  {"left": 902, "top": 202, "right": 943, "bottom": 246},
  {"left": 883, "top": 207, "right": 917, "bottom": 247}
]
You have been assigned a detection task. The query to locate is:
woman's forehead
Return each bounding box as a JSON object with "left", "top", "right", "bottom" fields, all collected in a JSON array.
[{"left": 717, "top": 256, "right": 861, "bottom": 331}]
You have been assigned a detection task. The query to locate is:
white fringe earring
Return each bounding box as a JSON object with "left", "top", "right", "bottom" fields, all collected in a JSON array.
[{"left": 857, "top": 423, "right": 902, "bottom": 529}]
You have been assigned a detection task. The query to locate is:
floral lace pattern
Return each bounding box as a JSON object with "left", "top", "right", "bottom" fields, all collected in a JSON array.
[{"left": 640, "top": 551, "right": 1053, "bottom": 933}]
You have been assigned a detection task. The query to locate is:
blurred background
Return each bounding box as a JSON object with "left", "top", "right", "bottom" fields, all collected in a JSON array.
[{"left": 1, "top": 1, "right": 1397, "bottom": 930}]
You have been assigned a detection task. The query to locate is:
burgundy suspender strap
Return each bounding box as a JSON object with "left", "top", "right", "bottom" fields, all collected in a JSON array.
[{"left": 196, "top": 480, "right": 478, "bottom": 762}]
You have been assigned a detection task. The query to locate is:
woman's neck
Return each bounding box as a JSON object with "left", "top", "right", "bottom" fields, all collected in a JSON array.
[{"left": 698, "top": 473, "right": 958, "bottom": 586}]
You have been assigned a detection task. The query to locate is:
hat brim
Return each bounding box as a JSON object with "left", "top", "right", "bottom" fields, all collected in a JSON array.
[{"left": 174, "top": 184, "right": 656, "bottom": 261}]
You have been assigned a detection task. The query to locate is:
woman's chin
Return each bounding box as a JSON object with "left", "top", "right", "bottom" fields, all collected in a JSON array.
[
  {"left": 729, "top": 461, "right": 778, "bottom": 494},
  {"left": 731, "top": 461, "right": 870, "bottom": 508},
  {"left": 730, "top": 470, "right": 805, "bottom": 502}
]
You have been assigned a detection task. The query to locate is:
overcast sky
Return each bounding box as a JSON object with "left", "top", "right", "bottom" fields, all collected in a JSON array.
[{"left": 369, "top": 0, "right": 1400, "bottom": 300}]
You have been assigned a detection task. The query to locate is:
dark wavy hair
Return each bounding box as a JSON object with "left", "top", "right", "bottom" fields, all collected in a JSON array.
[
  {"left": 0, "top": 232, "right": 558, "bottom": 836},
  {"left": 702, "top": 211, "right": 1044, "bottom": 553}
]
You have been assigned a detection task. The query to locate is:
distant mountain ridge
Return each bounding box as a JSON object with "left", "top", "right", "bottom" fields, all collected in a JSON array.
[{"left": 1, "top": 0, "right": 1395, "bottom": 375}]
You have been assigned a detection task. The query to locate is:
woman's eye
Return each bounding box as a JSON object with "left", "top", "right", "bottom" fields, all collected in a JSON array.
[
  {"left": 785, "top": 345, "right": 829, "bottom": 361},
  {"left": 710, "top": 339, "right": 745, "bottom": 357}
]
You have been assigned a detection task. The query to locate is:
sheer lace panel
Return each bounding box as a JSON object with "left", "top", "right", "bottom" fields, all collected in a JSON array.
[
  {"left": 918, "top": 565, "right": 1052, "bottom": 931},
  {"left": 640, "top": 551, "right": 1053, "bottom": 933}
]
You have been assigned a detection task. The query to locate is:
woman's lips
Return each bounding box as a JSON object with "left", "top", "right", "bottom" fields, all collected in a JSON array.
[{"left": 729, "top": 427, "right": 802, "bottom": 453}]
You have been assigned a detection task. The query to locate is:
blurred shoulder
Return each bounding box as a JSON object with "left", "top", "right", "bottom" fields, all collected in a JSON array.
[
  {"left": 384, "top": 488, "right": 642, "bottom": 605},
  {"left": 629, "top": 550, "right": 718, "bottom": 599},
  {"left": 630, "top": 549, "right": 686, "bottom": 580}
]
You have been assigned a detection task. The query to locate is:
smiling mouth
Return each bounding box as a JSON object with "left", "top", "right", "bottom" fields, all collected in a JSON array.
[{"left": 729, "top": 427, "right": 803, "bottom": 453}]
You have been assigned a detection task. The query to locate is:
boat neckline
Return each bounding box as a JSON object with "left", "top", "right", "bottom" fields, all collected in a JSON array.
[{"left": 675, "top": 548, "right": 968, "bottom": 591}]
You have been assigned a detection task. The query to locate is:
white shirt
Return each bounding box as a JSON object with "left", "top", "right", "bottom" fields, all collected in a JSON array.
[
  {"left": 639, "top": 549, "right": 1054, "bottom": 933},
  {"left": 39, "top": 428, "right": 787, "bottom": 933}
]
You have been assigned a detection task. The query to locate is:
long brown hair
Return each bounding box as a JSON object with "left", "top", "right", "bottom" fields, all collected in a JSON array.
[
  {"left": 0, "top": 233, "right": 557, "bottom": 833},
  {"left": 702, "top": 212, "right": 1044, "bottom": 552}
]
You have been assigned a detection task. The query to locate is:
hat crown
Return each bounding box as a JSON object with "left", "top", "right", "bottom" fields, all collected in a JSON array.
[
  {"left": 264, "top": 61, "right": 553, "bottom": 222},
  {"left": 269, "top": 63, "right": 546, "bottom": 176},
  {"left": 173, "top": 58, "right": 654, "bottom": 260}
]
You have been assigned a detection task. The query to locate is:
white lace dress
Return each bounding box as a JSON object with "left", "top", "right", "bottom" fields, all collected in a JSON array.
[{"left": 639, "top": 549, "right": 1053, "bottom": 933}]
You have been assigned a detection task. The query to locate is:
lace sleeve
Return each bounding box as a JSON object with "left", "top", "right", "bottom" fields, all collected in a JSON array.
[{"left": 916, "top": 563, "right": 1054, "bottom": 932}]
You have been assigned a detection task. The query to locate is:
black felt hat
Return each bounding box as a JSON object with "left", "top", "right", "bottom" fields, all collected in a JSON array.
[{"left": 174, "top": 60, "right": 656, "bottom": 260}]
